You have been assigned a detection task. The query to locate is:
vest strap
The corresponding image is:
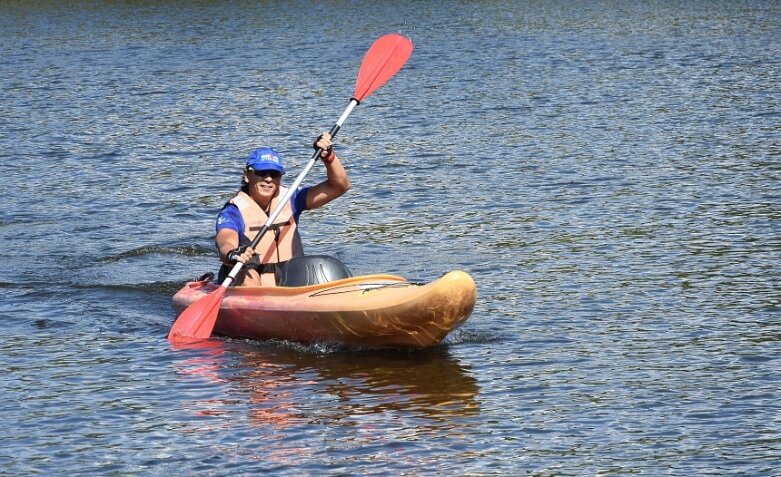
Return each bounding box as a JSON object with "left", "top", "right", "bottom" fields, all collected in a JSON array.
[
  {"left": 245, "top": 259, "right": 289, "bottom": 274},
  {"left": 217, "top": 260, "right": 290, "bottom": 285}
]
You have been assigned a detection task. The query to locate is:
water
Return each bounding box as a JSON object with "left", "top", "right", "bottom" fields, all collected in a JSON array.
[{"left": 1, "top": 1, "right": 780, "bottom": 475}]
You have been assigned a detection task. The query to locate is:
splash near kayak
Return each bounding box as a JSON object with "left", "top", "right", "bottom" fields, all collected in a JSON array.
[{"left": 173, "top": 270, "right": 477, "bottom": 348}]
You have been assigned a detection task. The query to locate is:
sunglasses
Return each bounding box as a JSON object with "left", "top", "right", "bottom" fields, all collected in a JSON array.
[{"left": 249, "top": 169, "right": 282, "bottom": 179}]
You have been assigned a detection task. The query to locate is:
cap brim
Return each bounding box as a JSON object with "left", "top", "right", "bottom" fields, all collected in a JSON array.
[{"left": 247, "top": 163, "right": 285, "bottom": 174}]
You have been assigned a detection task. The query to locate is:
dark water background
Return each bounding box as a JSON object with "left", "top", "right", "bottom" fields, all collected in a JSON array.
[{"left": 1, "top": 1, "right": 779, "bottom": 475}]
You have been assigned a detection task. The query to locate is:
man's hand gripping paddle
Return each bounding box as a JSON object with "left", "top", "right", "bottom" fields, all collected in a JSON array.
[{"left": 168, "top": 34, "right": 414, "bottom": 344}]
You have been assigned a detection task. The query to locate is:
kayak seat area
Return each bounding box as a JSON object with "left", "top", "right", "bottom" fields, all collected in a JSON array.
[{"left": 276, "top": 255, "right": 353, "bottom": 287}]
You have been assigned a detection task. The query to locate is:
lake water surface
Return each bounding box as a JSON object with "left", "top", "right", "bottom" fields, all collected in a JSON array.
[{"left": 1, "top": 1, "right": 779, "bottom": 475}]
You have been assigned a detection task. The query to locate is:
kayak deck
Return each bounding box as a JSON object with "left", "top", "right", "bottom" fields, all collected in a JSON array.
[{"left": 172, "top": 271, "right": 477, "bottom": 348}]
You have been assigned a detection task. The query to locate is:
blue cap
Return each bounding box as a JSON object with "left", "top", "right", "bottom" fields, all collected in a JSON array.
[{"left": 246, "top": 147, "right": 285, "bottom": 174}]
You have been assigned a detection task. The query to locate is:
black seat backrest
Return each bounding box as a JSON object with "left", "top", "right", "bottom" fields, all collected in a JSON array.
[{"left": 276, "top": 255, "right": 352, "bottom": 287}]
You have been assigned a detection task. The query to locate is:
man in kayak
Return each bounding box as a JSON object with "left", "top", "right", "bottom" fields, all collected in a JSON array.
[{"left": 214, "top": 133, "right": 349, "bottom": 286}]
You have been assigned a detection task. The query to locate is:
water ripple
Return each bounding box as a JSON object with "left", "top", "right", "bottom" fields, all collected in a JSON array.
[{"left": 2, "top": 1, "right": 780, "bottom": 475}]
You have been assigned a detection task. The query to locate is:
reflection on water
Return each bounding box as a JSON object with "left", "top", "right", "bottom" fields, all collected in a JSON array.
[
  {"left": 169, "top": 340, "right": 482, "bottom": 471},
  {"left": 175, "top": 340, "right": 479, "bottom": 433}
]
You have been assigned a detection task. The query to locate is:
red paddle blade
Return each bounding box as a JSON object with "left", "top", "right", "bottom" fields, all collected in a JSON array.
[
  {"left": 354, "top": 34, "right": 413, "bottom": 101},
  {"left": 167, "top": 286, "right": 227, "bottom": 343}
]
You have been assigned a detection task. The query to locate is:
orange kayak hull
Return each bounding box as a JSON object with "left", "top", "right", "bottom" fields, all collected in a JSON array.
[{"left": 172, "top": 271, "right": 477, "bottom": 348}]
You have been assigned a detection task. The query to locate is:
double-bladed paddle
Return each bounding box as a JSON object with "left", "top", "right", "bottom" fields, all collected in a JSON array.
[{"left": 168, "top": 34, "right": 414, "bottom": 343}]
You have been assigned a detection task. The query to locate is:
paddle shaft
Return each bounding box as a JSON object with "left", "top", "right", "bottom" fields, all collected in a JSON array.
[{"left": 221, "top": 98, "right": 360, "bottom": 286}]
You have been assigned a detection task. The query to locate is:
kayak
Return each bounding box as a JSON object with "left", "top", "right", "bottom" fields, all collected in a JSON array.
[{"left": 172, "top": 270, "right": 477, "bottom": 348}]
